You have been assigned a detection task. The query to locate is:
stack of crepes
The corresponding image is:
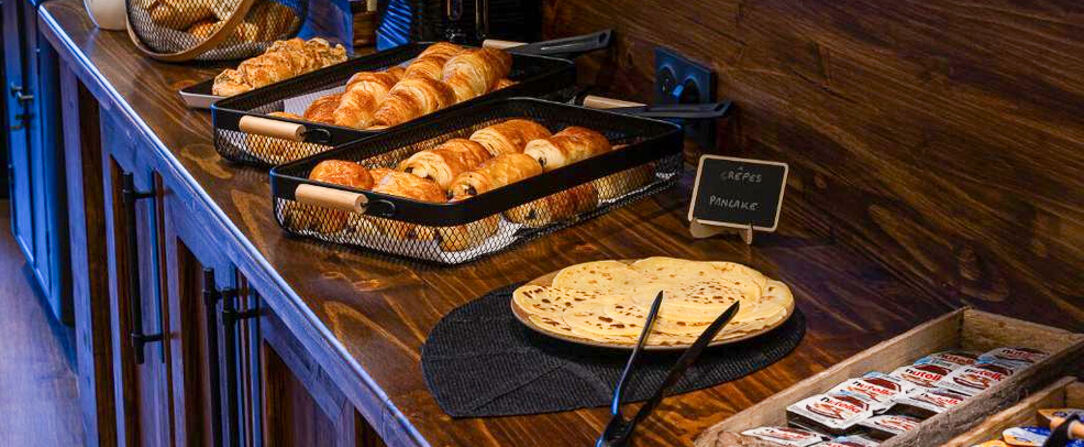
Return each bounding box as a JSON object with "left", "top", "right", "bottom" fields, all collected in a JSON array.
[{"left": 512, "top": 257, "right": 794, "bottom": 347}]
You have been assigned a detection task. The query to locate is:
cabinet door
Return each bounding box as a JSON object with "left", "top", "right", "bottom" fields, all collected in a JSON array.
[
  {"left": 241, "top": 284, "right": 385, "bottom": 447},
  {"left": 102, "top": 125, "right": 171, "bottom": 447},
  {"left": 4, "top": 0, "right": 34, "bottom": 267}
]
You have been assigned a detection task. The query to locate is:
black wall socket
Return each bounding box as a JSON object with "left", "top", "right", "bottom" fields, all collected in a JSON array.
[{"left": 654, "top": 47, "right": 717, "bottom": 150}]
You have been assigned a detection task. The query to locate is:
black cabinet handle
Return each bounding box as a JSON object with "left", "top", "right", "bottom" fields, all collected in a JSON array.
[
  {"left": 202, "top": 269, "right": 225, "bottom": 447},
  {"left": 121, "top": 173, "right": 162, "bottom": 365},
  {"left": 210, "top": 277, "right": 258, "bottom": 447}
]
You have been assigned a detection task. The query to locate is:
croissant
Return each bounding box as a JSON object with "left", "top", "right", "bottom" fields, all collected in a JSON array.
[
  {"left": 441, "top": 48, "right": 513, "bottom": 102},
  {"left": 212, "top": 38, "right": 347, "bottom": 96},
  {"left": 372, "top": 77, "right": 456, "bottom": 127},
  {"left": 494, "top": 78, "right": 516, "bottom": 90},
  {"left": 436, "top": 214, "right": 499, "bottom": 252},
  {"left": 371, "top": 171, "right": 446, "bottom": 240},
  {"left": 285, "top": 160, "right": 373, "bottom": 234},
  {"left": 332, "top": 70, "right": 402, "bottom": 129},
  {"left": 469, "top": 119, "right": 552, "bottom": 156},
  {"left": 404, "top": 42, "right": 463, "bottom": 80},
  {"left": 398, "top": 139, "right": 491, "bottom": 189},
  {"left": 523, "top": 126, "right": 612, "bottom": 171},
  {"left": 303, "top": 93, "right": 342, "bottom": 124},
  {"left": 505, "top": 182, "right": 599, "bottom": 228},
  {"left": 593, "top": 162, "right": 655, "bottom": 200},
  {"left": 448, "top": 153, "right": 542, "bottom": 199},
  {"left": 148, "top": 0, "right": 214, "bottom": 30}
]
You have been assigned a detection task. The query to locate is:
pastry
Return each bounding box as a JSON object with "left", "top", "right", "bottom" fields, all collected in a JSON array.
[
  {"left": 332, "top": 70, "right": 402, "bottom": 129},
  {"left": 303, "top": 93, "right": 342, "bottom": 124},
  {"left": 523, "top": 126, "right": 612, "bottom": 171},
  {"left": 448, "top": 153, "right": 542, "bottom": 199},
  {"left": 243, "top": 112, "right": 325, "bottom": 164},
  {"left": 403, "top": 42, "right": 463, "bottom": 81},
  {"left": 469, "top": 119, "right": 551, "bottom": 156},
  {"left": 370, "top": 171, "right": 445, "bottom": 239},
  {"left": 187, "top": 19, "right": 218, "bottom": 39},
  {"left": 441, "top": 48, "right": 513, "bottom": 102},
  {"left": 246, "top": 0, "right": 299, "bottom": 42},
  {"left": 436, "top": 215, "right": 499, "bottom": 252},
  {"left": 212, "top": 0, "right": 240, "bottom": 20},
  {"left": 494, "top": 78, "right": 516, "bottom": 90},
  {"left": 505, "top": 182, "right": 598, "bottom": 227},
  {"left": 287, "top": 160, "right": 372, "bottom": 234},
  {"left": 148, "top": 0, "right": 215, "bottom": 30},
  {"left": 371, "top": 77, "right": 457, "bottom": 127},
  {"left": 212, "top": 38, "right": 347, "bottom": 96},
  {"left": 397, "top": 138, "right": 491, "bottom": 189},
  {"left": 593, "top": 163, "right": 655, "bottom": 200}
]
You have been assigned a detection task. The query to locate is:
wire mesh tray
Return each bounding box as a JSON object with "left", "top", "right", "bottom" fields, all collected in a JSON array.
[
  {"left": 269, "top": 97, "right": 685, "bottom": 265},
  {"left": 212, "top": 42, "right": 578, "bottom": 167}
]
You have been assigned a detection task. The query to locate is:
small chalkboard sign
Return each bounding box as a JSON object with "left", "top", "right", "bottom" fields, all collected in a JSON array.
[{"left": 687, "top": 155, "right": 788, "bottom": 243}]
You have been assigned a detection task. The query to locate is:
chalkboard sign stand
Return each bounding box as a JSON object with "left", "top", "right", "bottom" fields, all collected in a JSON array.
[{"left": 689, "top": 220, "right": 754, "bottom": 244}]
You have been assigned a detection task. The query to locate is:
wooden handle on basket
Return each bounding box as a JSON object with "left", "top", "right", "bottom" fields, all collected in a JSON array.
[
  {"left": 482, "top": 39, "right": 526, "bottom": 50},
  {"left": 294, "top": 184, "right": 368, "bottom": 213},
  {"left": 239, "top": 115, "right": 306, "bottom": 141},
  {"left": 581, "top": 95, "right": 647, "bottom": 110}
]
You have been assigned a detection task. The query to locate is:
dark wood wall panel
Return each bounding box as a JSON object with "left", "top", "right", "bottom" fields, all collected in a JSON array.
[{"left": 543, "top": 0, "right": 1084, "bottom": 329}]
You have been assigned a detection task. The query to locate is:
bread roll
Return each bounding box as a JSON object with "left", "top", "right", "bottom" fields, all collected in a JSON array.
[
  {"left": 523, "top": 126, "right": 612, "bottom": 171},
  {"left": 505, "top": 182, "right": 599, "bottom": 227},
  {"left": 448, "top": 153, "right": 542, "bottom": 199},
  {"left": 397, "top": 139, "right": 491, "bottom": 189},
  {"left": 441, "top": 48, "right": 513, "bottom": 102},
  {"left": 469, "top": 119, "right": 551, "bottom": 156}
]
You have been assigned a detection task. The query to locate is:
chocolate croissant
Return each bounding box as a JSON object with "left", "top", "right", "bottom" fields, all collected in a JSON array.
[
  {"left": 448, "top": 153, "right": 542, "bottom": 199},
  {"left": 436, "top": 214, "right": 499, "bottom": 252},
  {"left": 397, "top": 139, "right": 492, "bottom": 189},
  {"left": 370, "top": 171, "right": 446, "bottom": 240},
  {"left": 523, "top": 126, "right": 612, "bottom": 171},
  {"left": 303, "top": 93, "right": 342, "bottom": 124},
  {"left": 441, "top": 48, "right": 513, "bottom": 102},
  {"left": 469, "top": 119, "right": 552, "bottom": 156},
  {"left": 404, "top": 42, "right": 463, "bottom": 81},
  {"left": 332, "top": 70, "right": 402, "bottom": 129},
  {"left": 372, "top": 77, "right": 457, "bottom": 127},
  {"left": 505, "top": 182, "right": 599, "bottom": 228}
]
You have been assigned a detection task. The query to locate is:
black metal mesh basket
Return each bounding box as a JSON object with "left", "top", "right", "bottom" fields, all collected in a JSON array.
[
  {"left": 211, "top": 43, "right": 577, "bottom": 167},
  {"left": 127, "top": 0, "right": 306, "bottom": 61},
  {"left": 269, "top": 98, "right": 684, "bottom": 265}
]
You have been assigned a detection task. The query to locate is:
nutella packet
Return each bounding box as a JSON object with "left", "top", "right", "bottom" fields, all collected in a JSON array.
[
  {"left": 828, "top": 373, "right": 913, "bottom": 413},
  {"left": 936, "top": 361, "right": 1016, "bottom": 396},
  {"left": 741, "top": 426, "right": 829, "bottom": 446},
  {"left": 1038, "top": 408, "right": 1084, "bottom": 425},
  {"left": 978, "top": 347, "right": 1048, "bottom": 368},
  {"left": 913, "top": 350, "right": 979, "bottom": 370},
  {"left": 891, "top": 387, "right": 970, "bottom": 418},
  {"left": 787, "top": 392, "right": 875, "bottom": 435},
  {"left": 814, "top": 435, "right": 881, "bottom": 446},
  {"left": 856, "top": 414, "right": 923, "bottom": 439},
  {"left": 890, "top": 363, "right": 954, "bottom": 388}
]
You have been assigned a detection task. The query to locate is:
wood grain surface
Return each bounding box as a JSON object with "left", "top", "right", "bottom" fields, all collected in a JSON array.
[
  {"left": 542, "top": 0, "right": 1084, "bottom": 330},
  {"left": 37, "top": 1, "right": 1082, "bottom": 445}
]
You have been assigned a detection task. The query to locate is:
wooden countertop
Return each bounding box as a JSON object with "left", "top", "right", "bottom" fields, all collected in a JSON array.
[{"left": 35, "top": 2, "right": 1057, "bottom": 445}]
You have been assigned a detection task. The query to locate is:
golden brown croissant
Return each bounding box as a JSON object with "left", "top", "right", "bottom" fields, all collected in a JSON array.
[
  {"left": 303, "top": 93, "right": 342, "bottom": 124},
  {"left": 372, "top": 77, "right": 456, "bottom": 127},
  {"left": 469, "top": 119, "right": 552, "bottom": 156},
  {"left": 243, "top": 112, "right": 325, "bottom": 164},
  {"left": 285, "top": 160, "right": 373, "bottom": 234},
  {"left": 593, "top": 162, "right": 655, "bottom": 200},
  {"left": 370, "top": 171, "right": 446, "bottom": 240},
  {"left": 441, "top": 48, "right": 513, "bottom": 102},
  {"left": 523, "top": 126, "right": 612, "bottom": 171},
  {"left": 494, "top": 78, "right": 516, "bottom": 90},
  {"left": 448, "top": 153, "right": 542, "bottom": 199},
  {"left": 403, "top": 42, "right": 463, "bottom": 80},
  {"left": 505, "top": 182, "right": 599, "bottom": 227},
  {"left": 212, "top": 38, "right": 347, "bottom": 96},
  {"left": 397, "top": 139, "right": 491, "bottom": 189},
  {"left": 436, "top": 214, "right": 499, "bottom": 252},
  {"left": 332, "top": 71, "right": 402, "bottom": 129}
]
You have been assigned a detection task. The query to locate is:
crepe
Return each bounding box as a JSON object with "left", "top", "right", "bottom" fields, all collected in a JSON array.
[{"left": 512, "top": 257, "right": 794, "bottom": 347}]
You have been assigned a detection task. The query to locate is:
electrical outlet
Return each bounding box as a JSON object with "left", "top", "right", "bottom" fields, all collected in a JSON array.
[{"left": 654, "top": 47, "right": 717, "bottom": 149}]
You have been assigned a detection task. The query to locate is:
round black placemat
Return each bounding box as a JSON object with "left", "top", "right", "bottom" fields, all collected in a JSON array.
[{"left": 421, "top": 283, "right": 806, "bottom": 418}]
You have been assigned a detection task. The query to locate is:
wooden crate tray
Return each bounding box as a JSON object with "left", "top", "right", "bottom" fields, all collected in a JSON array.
[
  {"left": 695, "top": 308, "right": 1084, "bottom": 447},
  {"left": 943, "top": 376, "right": 1081, "bottom": 446}
]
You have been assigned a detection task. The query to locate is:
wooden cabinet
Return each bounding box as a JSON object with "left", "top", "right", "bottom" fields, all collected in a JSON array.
[{"left": 3, "top": 0, "right": 71, "bottom": 324}]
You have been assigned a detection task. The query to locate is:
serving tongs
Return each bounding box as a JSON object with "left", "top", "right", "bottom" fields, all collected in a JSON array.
[
  {"left": 577, "top": 94, "right": 733, "bottom": 122},
  {"left": 179, "top": 30, "right": 613, "bottom": 110},
  {"left": 596, "top": 293, "right": 741, "bottom": 447}
]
